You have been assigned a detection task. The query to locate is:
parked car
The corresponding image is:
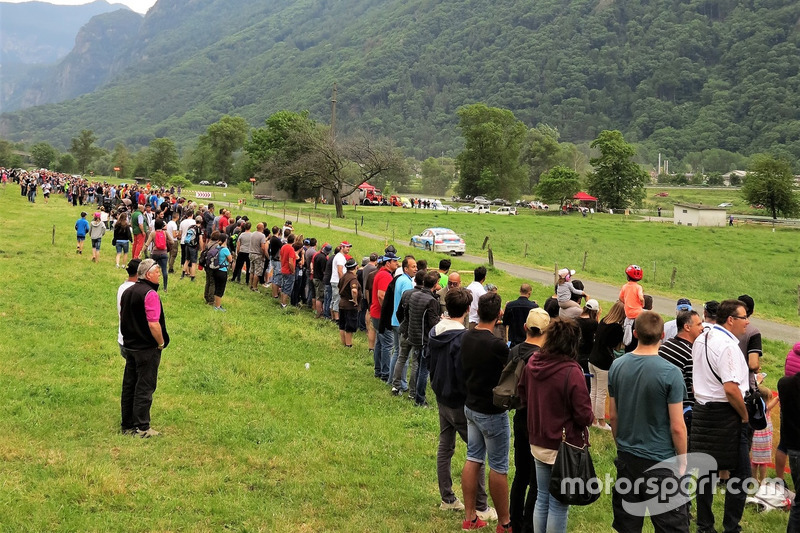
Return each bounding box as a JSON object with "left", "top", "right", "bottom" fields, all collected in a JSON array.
[
  {"left": 492, "top": 206, "right": 517, "bottom": 215},
  {"left": 199, "top": 180, "right": 210, "bottom": 185},
  {"left": 491, "top": 198, "right": 511, "bottom": 206},
  {"left": 470, "top": 205, "right": 490, "bottom": 214},
  {"left": 529, "top": 200, "right": 549, "bottom": 210},
  {"left": 216, "top": 181, "right": 228, "bottom": 187},
  {"left": 473, "top": 196, "right": 491, "bottom": 205},
  {"left": 410, "top": 227, "right": 466, "bottom": 255},
  {"left": 457, "top": 205, "right": 473, "bottom": 213},
  {"left": 718, "top": 202, "right": 733, "bottom": 207}
]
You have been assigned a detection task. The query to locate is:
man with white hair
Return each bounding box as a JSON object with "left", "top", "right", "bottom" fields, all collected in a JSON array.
[{"left": 119, "top": 259, "right": 169, "bottom": 438}]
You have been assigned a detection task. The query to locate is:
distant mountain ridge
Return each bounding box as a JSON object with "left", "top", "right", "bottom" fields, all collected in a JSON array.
[
  {"left": 0, "top": 0, "right": 130, "bottom": 65},
  {"left": 1, "top": 0, "right": 799, "bottom": 164}
]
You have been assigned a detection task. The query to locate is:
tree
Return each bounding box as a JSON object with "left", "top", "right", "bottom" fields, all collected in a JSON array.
[
  {"left": 150, "top": 170, "right": 169, "bottom": 187},
  {"left": 205, "top": 115, "right": 249, "bottom": 183},
  {"left": 586, "top": 130, "right": 648, "bottom": 210},
  {"left": 55, "top": 153, "right": 77, "bottom": 173},
  {"left": 111, "top": 142, "right": 133, "bottom": 179},
  {"left": 169, "top": 175, "right": 192, "bottom": 188},
  {"left": 456, "top": 104, "right": 527, "bottom": 199},
  {"left": 30, "top": 142, "right": 59, "bottom": 169},
  {"left": 741, "top": 155, "right": 799, "bottom": 220},
  {"left": 147, "top": 138, "right": 180, "bottom": 175},
  {"left": 69, "top": 129, "right": 105, "bottom": 173},
  {"left": 520, "top": 124, "right": 561, "bottom": 191},
  {"left": 420, "top": 157, "right": 453, "bottom": 196},
  {"left": 537, "top": 166, "right": 582, "bottom": 209}
]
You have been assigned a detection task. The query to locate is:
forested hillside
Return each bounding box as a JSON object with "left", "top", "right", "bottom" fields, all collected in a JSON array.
[{"left": 1, "top": 0, "right": 799, "bottom": 163}]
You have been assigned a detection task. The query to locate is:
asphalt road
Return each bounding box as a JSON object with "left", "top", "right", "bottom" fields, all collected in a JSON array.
[{"left": 250, "top": 205, "right": 798, "bottom": 345}]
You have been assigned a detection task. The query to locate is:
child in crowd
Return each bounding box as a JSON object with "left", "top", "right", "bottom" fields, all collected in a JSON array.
[
  {"left": 556, "top": 268, "right": 588, "bottom": 313},
  {"left": 619, "top": 264, "right": 644, "bottom": 345},
  {"left": 75, "top": 211, "right": 90, "bottom": 255},
  {"left": 751, "top": 381, "right": 778, "bottom": 483}
]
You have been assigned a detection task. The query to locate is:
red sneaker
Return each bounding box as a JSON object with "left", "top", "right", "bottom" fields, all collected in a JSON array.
[
  {"left": 462, "top": 517, "right": 488, "bottom": 530},
  {"left": 495, "top": 523, "right": 512, "bottom": 533}
]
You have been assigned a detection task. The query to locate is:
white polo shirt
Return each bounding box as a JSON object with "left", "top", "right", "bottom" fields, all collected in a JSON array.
[
  {"left": 691, "top": 325, "right": 748, "bottom": 405},
  {"left": 331, "top": 252, "right": 347, "bottom": 284},
  {"left": 466, "top": 281, "right": 486, "bottom": 324}
]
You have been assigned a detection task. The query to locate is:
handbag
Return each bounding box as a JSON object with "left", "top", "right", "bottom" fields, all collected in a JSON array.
[
  {"left": 703, "top": 331, "right": 767, "bottom": 430},
  {"left": 548, "top": 371, "right": 601, "bottom": 506}
]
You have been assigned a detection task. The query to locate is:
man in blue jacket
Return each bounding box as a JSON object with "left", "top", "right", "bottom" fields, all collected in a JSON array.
[{"left": 429, "top": 287, "right": 495, "bottom": 522}]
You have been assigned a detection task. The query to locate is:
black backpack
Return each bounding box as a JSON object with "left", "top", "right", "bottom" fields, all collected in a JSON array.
[{"left": 493, "top": 344, "right": 537, "bottom": 410}]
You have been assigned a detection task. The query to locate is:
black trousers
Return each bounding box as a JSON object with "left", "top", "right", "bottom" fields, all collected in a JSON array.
[
  {"left": 120, "top": 346, "right": 161, "bottom": 431},
  {"left": 231, "top": 252, "right": 250, "bottom": 283},
  {"left": 509, "top": 408, "right": 537, "bottom": 533}
]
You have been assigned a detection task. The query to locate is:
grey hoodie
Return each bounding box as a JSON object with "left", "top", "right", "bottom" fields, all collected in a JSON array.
[{"left": 89, "top": 220, "right": 106, "bottom": 240}]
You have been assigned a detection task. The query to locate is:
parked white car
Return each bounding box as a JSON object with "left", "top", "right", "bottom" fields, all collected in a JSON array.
[
  {"left": 492, "top": 206, "right": 517, "bottom": 215},
  {"left": 410, "top": 227, "right": 466, "bottom": 255},
  {"left": 457, "top": 205, "right": 473, "bottom": 213},
  {"left": 470, "top": 205, "right": 490, "bottom": 214},
  {"left": 473, "top": 196, "right": 491, "bottom": 205}
]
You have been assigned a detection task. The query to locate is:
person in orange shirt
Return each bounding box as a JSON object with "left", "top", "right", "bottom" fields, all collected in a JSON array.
[{"left": 619, "top": 265, "right": 644, "bottom": 346}]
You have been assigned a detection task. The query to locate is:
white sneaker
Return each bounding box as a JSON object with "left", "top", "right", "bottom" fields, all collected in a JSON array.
[
  {"left": 476, "top": 506, "right": 497, "bottom": 521},
  {"left": 440, "top": 499, "right": 465, "bottom": 511}
]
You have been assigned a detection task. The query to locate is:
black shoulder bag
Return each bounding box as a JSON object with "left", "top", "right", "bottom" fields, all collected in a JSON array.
[{"left": 548, "top": 369, "right": 601, "bottom": 506}]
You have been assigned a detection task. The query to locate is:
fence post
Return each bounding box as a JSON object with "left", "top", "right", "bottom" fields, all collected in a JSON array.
[
  {"left": 296, "top": 208, "right": 300, "bottom": 222},
  {"left": 355, "top": 220, "right": 358, "bottom": 235},
  {"left": 361, "top": 215, "right": 364, "bottom": 227},
  {"left": 488, "top": 245, "right": 494, "bottom": 267},
  {"left": 308, "top": 214, "right": 312, "bottom": 225},
  {"left": 582, "top": 251, "right": 587, "bottom": 271},
  {"left": 524, "top": 243, "right": 528, "bottom": 258},
  {"left": 653, "top": 261, "right": 657, "bottom": 284},
  {"left": 554, "top": 262, "right": 558, "bottom": 286},
  {"left": 482, "top": 236, "right": 489, "bottom": 250},
  {"left": 52, "top": 225, "right": 55, "bottom": 245},
  {"left": 328, "top": 214, "right": 331, "bottom": 229},
  {"left": 670, "top": 267, "right": 677, "bottom": 288},
  {"left": 283, "top": 207, "right": 286, "bottom": 219}
]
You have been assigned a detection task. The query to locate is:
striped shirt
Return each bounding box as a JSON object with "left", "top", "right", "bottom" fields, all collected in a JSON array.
[{"left": 658, "top": 336, "right": 694, "bottom": 406}]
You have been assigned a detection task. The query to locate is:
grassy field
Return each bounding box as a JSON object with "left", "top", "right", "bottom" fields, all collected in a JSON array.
[
  {"left": 229, "top": 197, "right": 800, "bottom": 326},
  {"left": 0, "top": 184, "right": 791, "bottom": 531}
]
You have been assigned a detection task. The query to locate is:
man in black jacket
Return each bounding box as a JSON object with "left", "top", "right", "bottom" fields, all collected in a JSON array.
[
  {"left": 429, "top": 287, "right": 493, "bottom": 520},
  {"left": 407, "top": 270, "right": 442, "bottom": 407},
  {"left": 119, "top": 259, "right": 169, "bottom": 438}
]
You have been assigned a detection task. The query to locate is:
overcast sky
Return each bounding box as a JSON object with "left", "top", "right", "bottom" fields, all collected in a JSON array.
[{"left": 2, "top": 0, "right": 157, "bottom": 14}]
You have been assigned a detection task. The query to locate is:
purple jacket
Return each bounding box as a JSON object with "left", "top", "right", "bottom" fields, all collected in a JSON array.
[{"left": 786, "top": 343, "right": 800, "bottom": 377}]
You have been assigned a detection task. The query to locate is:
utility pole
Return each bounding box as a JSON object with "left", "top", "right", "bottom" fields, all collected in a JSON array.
[{"left": 330, "top": 83, "right": 337, "bottom": 142}]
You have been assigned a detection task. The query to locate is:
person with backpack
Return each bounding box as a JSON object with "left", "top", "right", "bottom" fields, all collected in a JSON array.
[
  {"left": 211, "top": 231, "right": 231, "bottom": 312},
  {"left": 406, "top": 270, "right": 442, "bottom": 407},
  {"left": 508, "top": 308, "right": 549, "bottom": 533},
  {"left": 428, "top": 287, "right": 494, "bottom": 523},
  {"left": 141, "top": 219, "right": 175, "bottom": 293},
  {"left": 201, "top": 231, "right": 222, "bottom": 306},
  {"left": 182, "top": 216, "right": 202, "bottom": 282}
]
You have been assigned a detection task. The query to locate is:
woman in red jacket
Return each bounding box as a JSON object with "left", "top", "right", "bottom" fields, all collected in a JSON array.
[{"left": 518, "top": 318, "right": 594, "bottom": 533}]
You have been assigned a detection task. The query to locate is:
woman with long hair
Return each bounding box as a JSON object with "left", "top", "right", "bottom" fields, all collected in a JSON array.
[
  {"left": 588, "top": 300, "right": 626, "bottom": 430},
  {"left": 576, "top": 299, "right": 601, "bottom": 392},
  {"left": 518, "top": 318, "right": 593, "bottom": 533},
  {"left": 113, "top": 213, "right": 133, "bottom": 268}
]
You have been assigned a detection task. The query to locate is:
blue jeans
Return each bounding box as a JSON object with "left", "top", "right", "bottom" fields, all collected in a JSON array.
[
  {"left": 323, "top": 285, "right": 332, "bottom": 318},
  {"left": 465, "top": 406, "right": 510, "bottom": 474},
  {"left": 534, "top": 458, "right": 570, "bottom": 533},
  {"left": 388, "top": 328, "right": 408, "bottom": 391},
  {"left": 373, "top": 320, "right": 393, "bottom": 381},
  {"left": 154, "top": 255, "right": 169, "bottom": 292}
]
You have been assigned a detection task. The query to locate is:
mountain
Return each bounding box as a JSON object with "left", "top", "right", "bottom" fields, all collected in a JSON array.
[
  {"left": 1, "top": 0, "right": 799, "bottom": 164},
  {"left": 0, "top": 0, "right": 131, "bottom": 65},
  {"left": 1, "top": 9, "right": 143, "bottom": 111}
]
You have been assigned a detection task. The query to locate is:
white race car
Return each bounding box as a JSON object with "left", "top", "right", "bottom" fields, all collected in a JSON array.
[{"left": 410, "top": 227, "right": 466, "bottom": 255}]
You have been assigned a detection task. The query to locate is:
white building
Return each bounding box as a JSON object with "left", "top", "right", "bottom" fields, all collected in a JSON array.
[{"left": 673, "top": 203, "right": 727, "bottom": 227}]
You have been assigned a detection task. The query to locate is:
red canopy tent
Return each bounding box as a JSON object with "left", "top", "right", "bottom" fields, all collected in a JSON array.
[{"left": 573, "top": 191, "right": 597, "bottom": 202}]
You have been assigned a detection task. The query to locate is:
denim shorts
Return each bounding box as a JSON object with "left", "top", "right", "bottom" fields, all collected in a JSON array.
[
  {"left": 91, "top": 238, "right": 102, "bottom": 250},
  {"left": 115, "top": 240, "right": 130, "bottom": 254},
  {"left": 281, "top": 273, "right": 295, "bottom": 295},
  {"left": 465, "top": 406, "right": 511, "bottom": 474}
]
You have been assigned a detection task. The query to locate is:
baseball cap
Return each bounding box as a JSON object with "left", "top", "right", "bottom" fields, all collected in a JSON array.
[
  {"left": 557, "top": 268, "right": 576, "bottom": 278},
  {"left": 676, "top": 298, "right": 692, "bottom": 312},
  {"left": 340, "top": 240, "right": 352, "bottom": 247},
  {"left": 526, "top": 308, "right": 550, "bottom": 332},
  {"left": 303, "top": 239, "right": 311, "bottom": 245},
  {"left": 585, "top": 299, "right": 600, "bottom": 311},
  {"left": 737, "top": 294, "right": 754, "bottom": 316}
]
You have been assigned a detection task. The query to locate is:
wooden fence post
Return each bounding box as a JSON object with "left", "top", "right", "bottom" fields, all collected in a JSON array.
[
  {"left": 328, "top": 214, "right": 331, "bottom": 228},
  {"left": 52, "top": 225, "right": 55, "bottom": 245},
  {"left": 554, "top": 262, "right": 558, "bottom": 286},
  {"left": 355, "top": 220, "right": 358, "bottom": 235},
  {"left": 524, "top": 243, "right": 528, "bottom": 258},
  {"left": 482, "top": 236, "right": 489, "bottom": 250},
  {"left": 670, "top": 267, "right": 677, "bottom": 288},
  {"left": 582, "top": 251, "right": 587, "bottom": 271},
  {"left": 653, "top": 261, "right": 657, "bottom": 284},
  {"left": 488, "top": 245, "right": 494, "bottom": 267},
  {"left": 296, "top": 208, "right": 300, "bottom": 222},
  {"left": 361, "top": 215, "right": 364, "bottom": 227}
]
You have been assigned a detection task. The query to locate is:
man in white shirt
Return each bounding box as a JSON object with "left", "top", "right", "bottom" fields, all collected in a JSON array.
[
  {"left": 166, "top": 212, "right": 180, "bottom": 273},
  {"left": 465, "top": 266, "right": 487, "bottom": 329},
  {"left": 330, "top": 241, "right": 351, "bottom": 321},
  {"left": 690, "top": 299, "right": 751, "bottom": 533},
  {"left": 116, "top": 259, "right": 141, "bottom": 352}
]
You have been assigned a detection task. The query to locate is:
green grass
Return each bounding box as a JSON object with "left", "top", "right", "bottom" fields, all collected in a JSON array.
[{"left": 0, "top": 185, "right": 791, "bottom": 531}]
